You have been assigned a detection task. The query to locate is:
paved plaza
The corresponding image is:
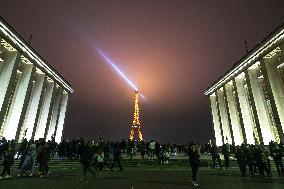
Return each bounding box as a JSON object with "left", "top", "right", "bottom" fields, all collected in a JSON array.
[{"left": 0, "top": 167, "right": 283, "bottom": 189}]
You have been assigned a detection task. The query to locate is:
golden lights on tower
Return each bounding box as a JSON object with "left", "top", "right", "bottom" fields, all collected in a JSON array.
[{"left": 130, "top": 90, "right": 143, "bottom": 141}]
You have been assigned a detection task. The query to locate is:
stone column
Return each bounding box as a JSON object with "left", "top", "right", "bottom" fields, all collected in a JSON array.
[
  {"left": 235, "top": 74, "right": 255, "bottom": 144},
  {"left": 259, "top": 59, "right": 284, "bottom": 143},
  {"left": 223, "top": 86, "right": 235, "bottom": 146},
  {"left": 0, "top": 50, "right": 18, "bottom": 110},
  {"left": 247, "top": 63, "right": 275, "bottom": 144},
  {"left": 2, "top": 63, "right": 34, "bottom": 140},
  {"left": 30, "top": 77, "right": 47, "bottom": 140},
  {"left": 216, "top": 89, "right": 233, "bottom": 144},
  {"left": 225, "top": 81, "right": 244, "bottom": 145},
  {"left": 244, "top": 70, "right": 263, "bottom": 144},
  {"left": 55, "top": 92, "right": 69, "bottom": 143},
  {"left": 232, "top": 79, "right": 247, "bottom": 143},
  {"left": 33, "top": 80, "right": 54, "bottom": 140},
  {"left": 18, "top": 72, "right": 45, "bottom": 141},
  {"left": 45, "top": 88, "right": 62, "bottom": 141},
  {"left": 0, "top": 51, "right": 21, "bottom": 127},
  {"left": 216, "top": 93, "right": 224, "bottom": 144},
  {"left": 263, "top": 53, "right": 284, "bottom": 137},
  {"left": 210, "top": 94, "right": 223, "bottom": 146}
]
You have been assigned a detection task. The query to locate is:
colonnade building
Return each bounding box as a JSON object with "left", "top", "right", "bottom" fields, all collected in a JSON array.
[
  {"left": 0, "top": 17, "right": 73, "bottom": 143},
  {"left": 205, "top": 23, "right": 284, "bottom": 146}
]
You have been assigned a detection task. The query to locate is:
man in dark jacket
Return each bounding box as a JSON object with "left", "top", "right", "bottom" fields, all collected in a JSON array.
[
  {"left": 187, "top": 142, "right": 200, "bottom": 187},
  {"left": 80, "top": 142, "right": 96, "bottom": 180},
  {"left": 111, "top": 142, "right": 123, "bottom": 171}
]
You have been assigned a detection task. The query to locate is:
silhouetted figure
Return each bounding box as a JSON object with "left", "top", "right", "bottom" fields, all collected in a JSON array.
[
  {"left": 222, "top": 143, "right": 230, "bottom": 169},
  {"left": 111, "top": 142, "right": 123, "bottom": 171},
  {"left": 0, "top": 145, "right": 15, "bottom": 179},
  {"left": 149, "top": 140, "right": 155, "bottom": 160},
  {"left": 235, "top": 145, "right": 246, "bottom": 177},
  {"left": 187, "top": 143, "right": 200, "bottom": 187},
  {"left": 80, "top": 142, "right": 96, "bottom": 180},
  {"left": 210, "top": 144, "right": 222, "bottom": 169},
  {"left": 39, "top": 143, "right": 51, "bottom": 177},
  {"left": 261, "top": 146, "right": 272, "bottom": 177},
  {"left": 270, "top": 141, "right": 284, "bottom": 177},
  {"left": 140, "top": 141, "right": 146, "bottom": 159}
]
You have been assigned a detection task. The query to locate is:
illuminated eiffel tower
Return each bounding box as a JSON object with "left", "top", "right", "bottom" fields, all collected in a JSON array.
[{"left": 129, "top": 90, "right": 143, "bottom": 141}]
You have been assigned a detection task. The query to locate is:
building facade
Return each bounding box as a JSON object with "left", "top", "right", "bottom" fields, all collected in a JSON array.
[
  {"left": 0, "top": 17, "right": 73, "bottom": 143},
  {"left": 205, "top": 23, "right": 284, "bottom": 146}
]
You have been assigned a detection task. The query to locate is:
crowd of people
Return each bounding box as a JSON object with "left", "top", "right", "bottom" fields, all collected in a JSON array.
[
  {"left": 234, "top": 141, "right": 284, "bottom": 177},
  {"left": 0, "top": 137, "right": 185, "bottom": 180},
  {"left": 0, "top": 136, "right": 283, "bottom": 186},
  {"left": 0, "top": 137, "right": 55, "bottom": 179},
  {"left": 208, "top": 141, "right": 284, "bottom": 178},
  {"left": 56, "top": 138, "right": 183, "bottom": 162}
]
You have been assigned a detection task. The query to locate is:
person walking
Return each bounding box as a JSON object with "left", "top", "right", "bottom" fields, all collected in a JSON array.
[{"left": 187, "top": 142, "right": 200, "bottom": 187}]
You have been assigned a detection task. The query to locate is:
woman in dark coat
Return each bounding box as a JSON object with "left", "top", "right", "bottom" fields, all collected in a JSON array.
[{"left": 187, "top": 142, "right": 200, "bottom": 187}]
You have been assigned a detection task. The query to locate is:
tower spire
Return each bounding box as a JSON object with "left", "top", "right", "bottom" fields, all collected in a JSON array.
[{"left": 129, "top": 90, "right": 143, "bottom": 141}]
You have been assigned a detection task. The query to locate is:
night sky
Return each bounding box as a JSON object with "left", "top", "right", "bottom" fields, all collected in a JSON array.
[{"left": 1, "top": 1, "right": 284, "bottom": 144}]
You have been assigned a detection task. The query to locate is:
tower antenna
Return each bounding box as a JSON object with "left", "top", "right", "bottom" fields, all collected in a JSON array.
[
  {"left": 244, "top": 40, "right": 248, "bottom": 53},
  {"left": 28, "top": 34, "right": 33, "bottom": 44}
]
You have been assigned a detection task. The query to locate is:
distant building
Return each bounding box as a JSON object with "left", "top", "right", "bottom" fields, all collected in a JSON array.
[
  {"left": 205, "top": 22, "right": 284, "bottom": 146},
  {"left": 0, "top": 17, "right": 74, "bottom": 143}
]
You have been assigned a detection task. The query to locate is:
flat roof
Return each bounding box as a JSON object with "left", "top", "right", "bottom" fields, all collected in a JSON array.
[
  {"left": 204, "top": 21, "right": 284, "bottom": 96},
  {"left": 0, "top": 16, "right": 74, "bottom": 94}
]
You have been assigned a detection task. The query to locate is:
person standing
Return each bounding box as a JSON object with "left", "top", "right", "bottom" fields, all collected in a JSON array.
[
  {"left": 149, "top": 140, "right": 155, "bottom": 160},
  {"left": 39, "top": 143, "right": 51, "bottom": 177},
  {"left": 29, "top": 143, "right": 37, "bottom": 176},
  {"left": 235, "top": 145, "right": 247, "bottom": 177},
  {"left": 111, "top": 142, "right": 123, "bottom": 171},
  {"left": 270, "top": 142, "right": 284, "bottom": 177},
  {"left": 245, "top": 145, "right": 255, "bottom": 176},
  {"left": 254, "top": 145, "right": 264, "bottom": 176},
  {"left": 0, "top": 137, "right": 7, "bottom": 158},
  {"left": 0, "top": 144, "right": 15, "bottom": 179},
  {"left": 222, "top": 143, "right": 230, "bottom": 169},
  {"left": 80, "top": 142, "right": 96, "bottom": 180},
  {"left": 18, "top": 143, "right": 37, "bottom": 177},
  {"left": 210, "top": 144, "right": 222, "bottom": 169},
  {"left": 187, "top": 142, "right": 200, "bottom": 187},
  {"left": 97, "top": 148, "right": 104, "bottom": 171},
  {"left": 140, "top": 141, "right": 146, "bottom": 159},
  {"left": 262, "top": 146, "right": 272, "bottom": 177}
]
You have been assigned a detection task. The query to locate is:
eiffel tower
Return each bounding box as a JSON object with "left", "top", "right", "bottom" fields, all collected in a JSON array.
[{"left": 129, "top": 90, "right": 143, "bottom": 141}]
